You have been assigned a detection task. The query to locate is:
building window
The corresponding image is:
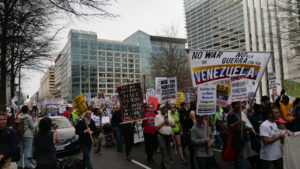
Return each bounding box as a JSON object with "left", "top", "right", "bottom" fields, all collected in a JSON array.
[
  {"left": 135, "top": 69, "right": 140, "bottom": 73},
  {"left": 128, "top": 59, "right": 134, "bottom": 63},
  {"left": 99, "top": 57, "right": 105, "bottom": 61},
  {"left": 115, "top": 68, "right": 120, "bottom": 72},
  {"left": 122, "top": 53, "right": 127, "bottom": 57},
  {"left": 122, "top": 58, "right": 127, "bottom": 62},
  {"left": 107, "top": 52, "right": 113, "bottom": 56},
  {"left": 129, "top": 69, "right": 134, "bottom": 73},
  {"left": 107, "top": 68, "right": 113, "bottom": 72},
  {"left": 107, "top": 79, "right": 113, "bottom": 83},
  {"left": 98, "top": 62, "right": 105, "bottom": 66},
  {"left": 122, "top": 64, "right": 127, "bottom": 67},
  {"left": 107, "top": 73, "right": 113, "bottom": 77},
  {"left": 115, "top": 79, "right": 121, "bottom": 83},
  {"left": 114, "top": 58, "right": 120, "bottom": 62},
  {"left": 107, "top": 62, "right": 113, "bottom": 67},
  {"left": 115, "top": 74, "right": 121, "bottom": 78},
  {"left": 122, "top": 74, "right": 128, "bottom": 78},
  {"left": 99, "top": 84, "right": 106, "bottom": 88},
  {"left": 99, "top": 73, "right": 105, "bottom": 77},
  {"left": 107, "top": 84, "right": 114, "bottom": 88},
  {"left": 99, "top": 79, "right": 106, "bottom": 82},
  {"left": 122, "top": 69, "right": 127, "bottom": 72},
  {"left": 99, "top": 68, "right": 105, "bottom": 72},
  {"left": 135, "top": 59, "right": 140, "bottom": 63},
  {"left": 114, "top": 63, "right": 120, "bottom": 67},
  {"left": 107, "top": 57, "right": 113, "bottom": 61}
]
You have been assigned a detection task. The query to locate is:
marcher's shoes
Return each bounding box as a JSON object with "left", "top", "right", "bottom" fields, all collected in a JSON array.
[
  {"left": 17, "top": 167, "right": 23, "bottom": 169},
  {"left": 124, "top": 156, "right": 132, "bottom": 161}
]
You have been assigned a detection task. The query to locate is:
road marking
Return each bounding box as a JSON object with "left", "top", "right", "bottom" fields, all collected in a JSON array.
[{"left": 131, "top": 159, "right": 151, "bottom": 169}]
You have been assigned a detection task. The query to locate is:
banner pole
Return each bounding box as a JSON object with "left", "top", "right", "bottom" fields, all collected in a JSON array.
[
  {"left": 239, "top": 101, "right": 243, "bottom": 140},
  {"left": 251, "top": 83, "right": 261, "bottom": 104}
]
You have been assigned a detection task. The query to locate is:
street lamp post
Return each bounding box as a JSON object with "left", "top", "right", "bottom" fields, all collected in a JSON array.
[{"left": 142, "top": 72, "right": 146, "bottom": 101}]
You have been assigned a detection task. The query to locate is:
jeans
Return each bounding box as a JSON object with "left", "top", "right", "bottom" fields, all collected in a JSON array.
[
  {"left": 113, "top": 124, "right": 122, "bottom": 150},
  {"left": 260, "top": 158, "right": 283, "bottom": 169},
  {"left": 18, "top": 137, "right": 33, "bottom": 168},
  {"left": 144, "top": 132, "right": 157, "bottom": 162},
  {"left": 235, "top": 150, "right": 247, "bottom": 169},
  {"left": 81, "top": 144, "right": 93, "bottom": 169},
  {"left": 220, "top": 133, "right": 228, "bottom": 155},
  {"left": 195, "top": 156, "right": 213, "bottom": 169}
]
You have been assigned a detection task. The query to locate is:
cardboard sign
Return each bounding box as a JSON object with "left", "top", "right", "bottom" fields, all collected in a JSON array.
[
  {"left": 146, "top": 88, "right": 155, "bottom": 101},
  {"left": 155, "top": 77, "right": 167, "bottom": 94},
  {"left": 72, "top": 94, "right": 88, "bottom": 118},
  {"left": 196, "top": 85, "right": 216, "bottom": 116},
  {"left": 216, "top": 84, "right": 230, "bottom": 107},
  {"left": 230, "top": 76, "right": 248, "bottom": 102},
  {"left": 101, "top": 116, "right": 110, "bottom": 124},
  {"left": 98, "top": 92, "right": 105, "bottom": 98},
  {"left": 187, "top": 49, "right": 270, "bottom": 87},
  {"left": 268, "top": 72, "right": 277, "bottom": 89},
  {"left": 147, "top": 96, "right": 158, "bottom": 110},
  {"left": 160, "top": 77, "right": 178, "bottom": 102},
  {"left": 117, "top": 83, "right": 145, "bottom": 122},
  {"left": 174, "top": 92, "right": 184, "bottom": 107},
  {"left": 283, "top": 79, "right": 300, "bottom": 98}
]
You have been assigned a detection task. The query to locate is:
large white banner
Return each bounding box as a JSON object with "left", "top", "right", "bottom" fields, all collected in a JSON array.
[
  {"left": 196, "top": 85, "right": 216, "bottom": 116},
  {"left": 187, "top": 49, "right": 271, "bottom": 87}
]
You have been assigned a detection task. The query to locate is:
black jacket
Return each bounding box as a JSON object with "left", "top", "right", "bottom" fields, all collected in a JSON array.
[{"left": 75, "top": 118, "right": 97, "bottom": 145}]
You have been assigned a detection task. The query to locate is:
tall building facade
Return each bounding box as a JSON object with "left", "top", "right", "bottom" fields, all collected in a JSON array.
[
  {"left": 184, "top": 0, "right": 300, "bottom": 100},
  {"left": 124, "top": 31, "right": 187, "bottom": 88},
  {"left": 184, "top": 0, "right": 246, "bottom": 50},
  {"left": 39, "top": 66, "right": 55, "bottom": 100}
]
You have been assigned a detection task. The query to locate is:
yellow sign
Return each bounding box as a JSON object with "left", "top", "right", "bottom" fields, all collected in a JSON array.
[
  {"left": 72, "top": 94, "right": 88, "bottom": 118},
  {"left": 98, "top": 92, "right": 105, "bottom": 98},
  {"left": 217, "top": 84, "right": 231, "bottom": 97},
  {"left": 174, "top": 92, "right": 184, "bottom": 107}
]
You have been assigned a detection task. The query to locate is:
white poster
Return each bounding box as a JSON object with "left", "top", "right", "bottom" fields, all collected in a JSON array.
[
  {"left": 187, "top": 49, "right": 271, "bottom": 87},
  {"left": 146, "top": 88, "right": 155, "bottom": 101},
  {"left": 248, "top": 85, "right": 257, "bottom": 102},
  {"left": 160, "top": 77, "right": 178, "bottom": 103},
  {"left": 196, "top": 85, "right": 216, "bottom": 116},
  {"left": 268, "top": 72, "right": 277, "bottom": 89},
  {"left": 230, "top": 76, "right": 248, "bottom": 102},
  {"left": 134, "top": 120, "right": 144, "bottom": 143},
  {"left": 155, "top": 77, "right": 167, "bottom": 94}
]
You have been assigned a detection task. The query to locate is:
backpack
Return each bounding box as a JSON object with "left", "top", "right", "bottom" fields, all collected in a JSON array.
[{"left": 12, "top": 119, "right": 25, "bottom": 137}]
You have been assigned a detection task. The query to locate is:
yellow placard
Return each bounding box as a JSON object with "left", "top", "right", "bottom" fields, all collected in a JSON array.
[
  {"left": 98, "top": 92, "right": 105, "bottom": 98},
  {"left": 72, "top": 94, "right": 88, "bottom": 118},
  {"left": 217, "top": 84, "right": 231, "bottom": 97},
  {"left": 174, "top": 92, "right": 184, "bottom": 107}
]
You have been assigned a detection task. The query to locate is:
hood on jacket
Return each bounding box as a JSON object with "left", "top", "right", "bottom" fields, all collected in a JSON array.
[{"left": 18, "top": 113, "right": 31, "bottom": 120}]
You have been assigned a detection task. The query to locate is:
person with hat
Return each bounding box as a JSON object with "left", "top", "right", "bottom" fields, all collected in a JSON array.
[
  {"left": 155, "top": 103, "right": 175, "bottom": 169},
  {"left": 261, "top": 96, "right": 271, "bottom": 121},
  {"left": 275, "top": 90, "right": 294, "bottom": 122}
]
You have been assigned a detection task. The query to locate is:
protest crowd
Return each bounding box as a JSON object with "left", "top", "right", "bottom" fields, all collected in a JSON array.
[{"left": 1, "top": 50, "right": 300, "bottom": 169}]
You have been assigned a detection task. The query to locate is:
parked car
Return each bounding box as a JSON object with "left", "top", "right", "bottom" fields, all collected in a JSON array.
[{"left": 34, "top": 116, "right": 80, "bottom": 154}]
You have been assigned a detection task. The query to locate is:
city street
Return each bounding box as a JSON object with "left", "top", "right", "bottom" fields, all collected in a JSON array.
[{"left": 11, "top": 142, "right": 234, "bottom": 169}]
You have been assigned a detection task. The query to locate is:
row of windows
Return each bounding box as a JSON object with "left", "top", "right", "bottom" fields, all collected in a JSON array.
[
  {"left": 99, "top": 57, "right": 140, "bottom": 63},
  {"left": 98, "top": 51, "right": 140, "bottom": 58},
  {"left": 99, "top": 73, "right": 140, "bottom": 78},
  {"left": 98, "top": 67, "right": 140, "bottom": 73},
  {"left": 98, "top": 62, "right": 140, "bottom": 68},
  {"left": 98, "top": 42, "right": 139, "bottom": 53}
]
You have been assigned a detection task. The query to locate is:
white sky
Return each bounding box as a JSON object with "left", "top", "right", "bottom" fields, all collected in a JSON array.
[{"left": 23, "top": 0, "right": 187, "bottom": 98}]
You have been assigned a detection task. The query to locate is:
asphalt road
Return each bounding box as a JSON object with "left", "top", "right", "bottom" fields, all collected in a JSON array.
[{"left": 11, "top": 142, "right": 235, "bottom": 169}]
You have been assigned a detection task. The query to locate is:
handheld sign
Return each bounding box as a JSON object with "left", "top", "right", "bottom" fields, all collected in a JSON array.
[
  {"left": 147, "top": 96, "right": 158, "bottom": 110},
  {"left": 117, "top": 83, "right": 145, "bottom": 122},
  {"left": 187, "top": 49, "right": 270, "bottom": 87},
  {"left": 160, "top": 77, "right": 178, "bottom": 103},
  {"left": 174, "top": 92, "right": 184, "bottom": 107},
  {"left": 268, "top": 72, "right": 277, "bottom": 89},
  {"left": 230, "top": 76, "right": 248, "bottom": 102},
  {"left": 72, "top": 94, "right": 88, "bottom": 118},
  {"left": 216, "top": 84, "right": 230, "bottom": 107},
  {"left": 196, "top": 85, "right": 216, "bottom": 116}
]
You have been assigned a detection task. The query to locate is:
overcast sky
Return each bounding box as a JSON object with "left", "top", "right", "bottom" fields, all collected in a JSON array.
[{"left": 23, "top": 0, "right": 187, "bottom": 99}]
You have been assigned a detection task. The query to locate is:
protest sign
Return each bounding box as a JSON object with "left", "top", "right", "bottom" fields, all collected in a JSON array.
[
  {"left": 160, "top": 77, "right": 178, "bottom": 102},
  {"left": 134, "top": 121, "right": 144, "bottom": 143},
  {"left": 230, "top": 76, "right": 248, "bottom": 102},
  {"left": 283, "top": 79, "right": 300, "bottom": 97},
  {"left": 146, "top": 88, "right": 155, "bottom": 101},
  {"left": 174, "top": 92, "right": 184, "bottom": 107},
  {"left": 155, "top": 77, "right": 167, "bottom": 94},
  {"left": 247, "top": 85, "right": 257, "bottom": 102},
  {"left": 117, "top": 83, "right": 145, "bottom": 122},
  {"left": 147, "top": 96, "right": 158, "bottom": 110},
  {"left": 101, "top": 116, "right": 110, "bottom": 124},
  {"left": 268, "top": 72, "right": 277, "bottom": 89},
  {"left": 72, "top": 94, "right": 88, "bottom": 118},
  {"left": 98, "top": 92, "right": 105, "bottom": 98},
  {"left": 196, "top": 85, "right": 216, "bottom": 116},
  {"left": 187, "top": 49, "right": 270, "bottom": 87},
  {"left": 216, "top": 84, "right": 230, "bottom": 107}
]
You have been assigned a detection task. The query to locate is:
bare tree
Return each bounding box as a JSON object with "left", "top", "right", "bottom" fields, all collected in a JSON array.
[
  {"left": 149, "top": 25, "right": 192, "bottom": 92},
  {"left": 0, "top": 0, "right": 117, "bottom": 111}
]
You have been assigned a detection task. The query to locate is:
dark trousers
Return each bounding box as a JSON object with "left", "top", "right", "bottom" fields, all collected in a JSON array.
[
  {"left": 123, "top": 124, "right": 134, "bottom": 157},
  {"left": 144, "top": 132, "right": 158, "bottom": 162},
  {"left": 81, "top": 144, "right": 93, "bottom": 169},
  {"left": 260, "top": 158, "right": 283, "bottom": 169},
  {"left": 196, "top": 156, "right": 213, "bottom": 169},
  {"left": 158, "top": 133, "right": 171, "bottom": 169},
  {"left": 113, "top": 124, "right": 122, "bottom": 150},
  {"left": 220, "top": 133, "right": 228, "bottom": 155}
]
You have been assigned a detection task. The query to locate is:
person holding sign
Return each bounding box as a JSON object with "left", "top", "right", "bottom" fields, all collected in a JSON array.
[
  {"left": 191, "top": 115, "right": 214, "bottom": 169},
  {"left": 143, "top": 103, "right": 158, "bottom": 168},
  {"left": 275, "top": 90, "right": 294, "bottom": 122},
  {"left": 227, "top": 101, "right": 252, "bottom": 169},
  {"left": 155, "top": 103, "right": 175, "bottom": 169},
  {"left": 75, "top": 111, "right": 97, "bottom": 169}
]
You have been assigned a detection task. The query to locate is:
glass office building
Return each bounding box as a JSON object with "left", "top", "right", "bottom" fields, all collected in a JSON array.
[
  {"left": 184, "top": 0, "right": 246, "bottom": 50},
  {"left": 57, "top": 30, "right": 140, "bottom": 101}
]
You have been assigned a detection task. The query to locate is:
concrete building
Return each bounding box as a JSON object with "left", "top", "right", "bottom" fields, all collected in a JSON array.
[
  {"left": 53, "top": 53, "right": 62, "bottom": 98},
  {"left": 124, "top": 30, "right": 187, "bottom": 88},
  {"left": 184, "top": 0, "right": 300, "bottom": 100},
  {"left": 39, "top": 66, "right": 55, "bottom": 100},
  {"left": 184, "top": 0, "right": 246, "bottom": 50}
]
